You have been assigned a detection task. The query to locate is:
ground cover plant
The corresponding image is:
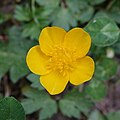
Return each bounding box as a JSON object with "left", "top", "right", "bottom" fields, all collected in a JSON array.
[{"left": 0, "top": 0, "right": 120, "bottom": 120}]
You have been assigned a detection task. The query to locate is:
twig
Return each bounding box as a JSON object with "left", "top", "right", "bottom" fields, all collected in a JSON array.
[{"left": 106, "top": 0, "right": 116, "bottom": 10}]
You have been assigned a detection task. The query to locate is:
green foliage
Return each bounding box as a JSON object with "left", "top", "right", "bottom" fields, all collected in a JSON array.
[
  {"left": 112, "top": 34, "right": 120, "bottom": 54},
  {"left": 22, "top": 22, "right": 41, "bottom": 40},
  {"left": 0, "top": 26, "right": 36, "bottom": 82},
  {"left": 49, "top": 6, "right": 77, "bottom": 30},
  {"left": 14, "top": 0, "right": 94, "bottom": 36},
  {"left": 49, "top": 0, "right": 94, "bottom": 30},
  {"left": 84, "top": 78, "right": 107, "bottom": 101},
  {"left": 95, "top": 58, "right": 118, "bottom": 81},
  {"left": 0, "top": 0, "right": 120, "bottom": 119},
  {"left": 85, "top": 16, "right": 120, "bottom": 47},
  {"left": 88, "top": 110, "right": 105, "bottom": 120},
  {"left": 27, "top": 73, "right": 44, "bottom": 90},
  {"left": 0, "top": 97, "right": 25, "bottom": 120},
  {"left": 107, "top": 111, "right": 120, "bottom": 120},
  {"left": 59, "top": 90, "right": 93, "bottom": 119},
  {"left": 66, "top": 0, "right": 94, "bottom": 23},
  {"left": 21, "top": 86, "right": 57, "bottom": 120},
  {"left": 36, "top": 0, "right": 59, "bottom": 7},
  {"left": 14, "top": 4, "right": 49, "bottom": 40},
  {"left": 87, "top": 0, "right": 106, "bottom": 5},
  {"left": 106, "top": 0, "right": 120, "bottom": 24},
  {"left": 14, "top": 5, "right": 31, "bottom": 22},
  {"left": 85, "top": 57, "right": 118, "bottom": 101}
]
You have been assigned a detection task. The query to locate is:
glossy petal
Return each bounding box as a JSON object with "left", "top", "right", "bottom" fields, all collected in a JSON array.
[
  {"left": 64, "top": 28, "right": 91, "bottom": 58},
  {"left": 26, "top": 45, "right": 50, "bottom": 75},
  {"left": 40, "top": 71, "right": 69, "bottom": 95},
  {"left": 39, "top": 26, "right": 66, "bottom": 55},
  {"left": 70, "top": 56, "right": 94, "bottom": 85}
]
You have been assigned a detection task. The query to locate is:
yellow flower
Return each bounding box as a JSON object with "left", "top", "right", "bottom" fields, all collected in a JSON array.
[{"left": 26, "top": 27, "right": 94, "bottom": 95}]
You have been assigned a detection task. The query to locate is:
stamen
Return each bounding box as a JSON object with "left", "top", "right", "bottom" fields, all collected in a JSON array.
[{"left": 46, "top": 46, "right": 77, "bottom": 76}]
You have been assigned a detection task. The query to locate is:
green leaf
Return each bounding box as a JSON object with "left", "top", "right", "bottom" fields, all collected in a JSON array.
[
  {"left": 85, "top": 16, "right": 120, "bottom": 47},
  {"left": 107, "top": 111, "right": 120, "bottom": 120},
  {"left": 95, "top": 11, "right": 109, "bottom": 18},
  {"left": 50, "top": 7, "right": 77, "bottom": 30},
  {"left": 84, "top": 58, "right": 118, "bottom": 101},
  {"left": 112, "top": 35, "right": 120, "bottom": 54},
  {"left": 59, "top": 90, "right": 93, "bottom": 119},
  {"left": 14, "top": 5, "right": 31, "bottom": 22},
  {"left": 0, "top": 26, "right": 36, "bottom": 82},
  {"left": 21, "top": 86, "right": 57, "bottom": 120},
  {"left": 22, "top": 22, "right": 40, "bottom": 40},
  {"left": 87, "top": 0, "right": 106, "bottom": 5},
  {"left": 14, "top": 4, "right": 50, "bottom": 40},
  {"left": 41, "top": 0, "right": 94, "bottom": 30},
  {"left": 38, "top": 100, "right": 57, "bottom": 120},
  {"left": 66, "top": 0, "right": 94, "bottom": 23},
  {"left": 27, "top": 74, "right": 44, "bottom": 90},
  {"left": 84, "top": 78, "right": 107, "bottom": 101},
  {"left": 36, "top": 0, "right": 59, "bottom": 8},
  {"left": 0, "top": 97, "right": 25, "bottom": 120},
  {"left": 78, "top": 6, "right": 94, "bottom": 23},
  {"left": 0, "top": 56, "right": 11, "bottom": 80},
  {"left": 90, "top": 44, "right": 106, "bottom": 60},
  {"left": 88, "top": 110, "right": 105, "bottom": 120},
  {"left": 106, "top": 0, "right": 120, "bottom": 24},
  {"left": 59, "top": 99, "right": 80, "bottom": 119},
  {"left": 95, "top": 58, "right": 118, "bottom": 81}
]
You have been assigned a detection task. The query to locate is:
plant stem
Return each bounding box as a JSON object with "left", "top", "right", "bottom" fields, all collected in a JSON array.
[{"left": 31, "top": 0, "right": 39, "bottom": 25}]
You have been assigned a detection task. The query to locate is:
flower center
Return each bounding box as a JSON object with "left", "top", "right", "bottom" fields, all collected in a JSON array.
[{"left": 47, "top": 46, "right": 77, "bottom": 76}]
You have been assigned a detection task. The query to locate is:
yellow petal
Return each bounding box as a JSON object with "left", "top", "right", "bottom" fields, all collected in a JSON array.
[
  {"left": 26, "top": 45, "right": 50, "bottom": 75},
  {"left": 39, "top": 26, "right": 66, "bottom": 55},
  {"left": 70, "top": 56, "right": 94, "bottom": 85},
  {"left": 64, "top": 28, "right": 91, "bottom": 58},
  {"left": 40, "top": 71, "right": 69, "bottom": 95}
]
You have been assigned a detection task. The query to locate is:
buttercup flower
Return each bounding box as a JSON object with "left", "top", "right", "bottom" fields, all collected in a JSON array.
[{"left": 26, "top": 27, "right": 94, "bottom": 95}]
